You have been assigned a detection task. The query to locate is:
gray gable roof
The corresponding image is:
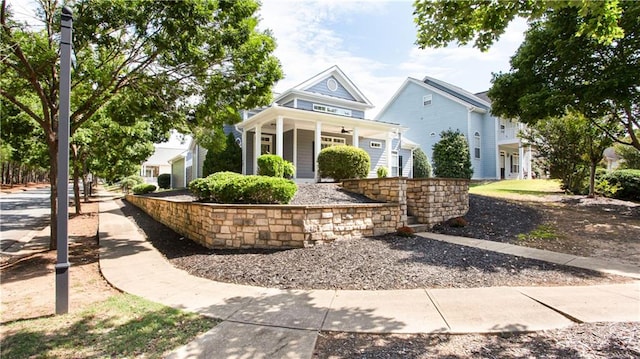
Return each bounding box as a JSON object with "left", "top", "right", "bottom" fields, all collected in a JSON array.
[{"left": 423, "top": 76, "right": 491, "bottom": 110}]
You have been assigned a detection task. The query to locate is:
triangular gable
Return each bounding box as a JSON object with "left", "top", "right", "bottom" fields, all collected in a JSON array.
[
  {"left": 289, "top": 65, "right": 373, "bottom": 107},
  {"left": 422, "top": 76, "right": 491, "bottom": 110}
]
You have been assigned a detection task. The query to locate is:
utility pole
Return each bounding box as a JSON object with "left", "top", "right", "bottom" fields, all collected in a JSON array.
[{"left": 56, "top": 5, "right": 73, "bottom": 315}]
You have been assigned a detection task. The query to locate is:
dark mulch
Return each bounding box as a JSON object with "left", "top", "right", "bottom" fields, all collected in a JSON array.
[{"left": 119, "top": 185, "right": 630, "bottom": 290}]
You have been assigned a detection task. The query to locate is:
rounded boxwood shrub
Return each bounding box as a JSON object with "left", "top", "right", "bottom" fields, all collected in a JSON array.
[
  {"left": 258, "top": 154, "right": 285, "bottom": 177},
  {"left": 377, "top": 166, "right": 388, "bottom": 178},
  {"left": 120, "top": 175, "right": 144, "bottom": 193},
  {"left": 432, "top": 129, "right": 473, "bottom": 179},
  {"left": 597, "top": 169, "right": 640, "bottom": 201},
  {"left": 132, "top": 183, "right": 157, "bottom": 195},
  {"left": 317, "top": 146, "right": 370, "bottom": 182},
  {"left": 188, "top": 172, "right": 297, "bottom": 204},
  {"left": 157, "top": 173, "right": 171, "bottom": 189},
  {"left": 283, "top": 161, "right": 295, "bottom": 179},
  {"left": 413, "top": 148, "right": 432, "bottom": 178}
]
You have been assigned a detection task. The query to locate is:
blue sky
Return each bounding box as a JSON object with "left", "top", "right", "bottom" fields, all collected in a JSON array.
[
  {"left": 8, "top": 0, "right": 527, "bottom": 119},
  {"left": 259, "top": 0, "right": 527, "bottom": 117}
]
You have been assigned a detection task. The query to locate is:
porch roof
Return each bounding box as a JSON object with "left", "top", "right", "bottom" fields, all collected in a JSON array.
[{"left": 236, "top": 105, "right": 407, "bottom": 139}]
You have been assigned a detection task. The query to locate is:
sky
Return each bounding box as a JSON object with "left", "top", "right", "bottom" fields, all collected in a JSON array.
[
  {"left": 7, "top": 0, "right": 527, "bottom": 120},
  {"left": 258, "top": 0, "right": 528, "bottom": 118}
]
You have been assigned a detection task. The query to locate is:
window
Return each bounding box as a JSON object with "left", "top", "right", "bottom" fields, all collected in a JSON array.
[
  {"left": 474, "top": 132, "right": 481, "bottom": 159},
  {"left": 370, "top": 141, "right": 382, "bottom": 149},
  {"left": 422, "top": 94, "right": 432, "bottom": 106},
  {"left": 320, "top": 135, "right": 346, "bottom": 149},
  {"left": 327, "top": 78, "right": 338, "bottom": 92},
  {"left": 511, "top": 153, "right": 520, "bottom": 173},
  {"left": 391, "top": 151, "right": 399, "bottom": 176},
  {"left": 313, "top": 104, "right": 352, "bottom": 117},
  {"left": 261, "top": 135, "right": 272, "bottom": 154}
]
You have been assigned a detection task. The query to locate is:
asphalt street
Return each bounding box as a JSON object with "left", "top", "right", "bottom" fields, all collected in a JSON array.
[{"left": 0, "top": 187, "right": 52, "bottom": 250}]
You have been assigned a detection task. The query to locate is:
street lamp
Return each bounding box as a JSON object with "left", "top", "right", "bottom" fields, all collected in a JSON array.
[{"left": 56, "top": 5, "right": 73, "bottom": 315}]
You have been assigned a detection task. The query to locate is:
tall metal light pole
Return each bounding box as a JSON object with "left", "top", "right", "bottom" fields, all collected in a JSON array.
[{"left": 56, "top": 5, "right": 73, "bottom": 315}]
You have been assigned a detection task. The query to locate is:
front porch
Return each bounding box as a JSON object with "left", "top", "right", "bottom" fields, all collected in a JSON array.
[
  {"left": 237, "top": 106, "right": 407, "bottom": 181},
  {"left": 499, "top": 144, "right": 533, "bottom": 179}
]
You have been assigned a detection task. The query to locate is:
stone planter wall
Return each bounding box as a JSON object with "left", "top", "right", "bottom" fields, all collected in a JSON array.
[
  {"left": 343, "top": 177, "right": 469, "bottom": 227},
  {"left": 125, "top": 195, "right": 402, "bottom": 249}
]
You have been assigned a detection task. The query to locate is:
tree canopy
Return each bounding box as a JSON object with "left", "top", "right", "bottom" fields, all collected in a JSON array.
[
  {"left": 1, "top": 0, "right": 282, "bottom": 248},
  {"left": 413, "top": 0, "right": 626, "bottom": 51},
  {"left": 488, "top": 2, "right": 639, "bottom": 150}
]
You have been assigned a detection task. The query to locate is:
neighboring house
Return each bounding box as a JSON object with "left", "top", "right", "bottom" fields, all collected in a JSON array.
[
  {"left": 140, "top": 132, "right": 189, "bottom": 185},
  {"left": 603, "top": 147, "right": 623, "bottom": 171},
  {"left": 183, "top": 65, "right": 416, "bottom": 184},
  {"left": 375, "top": 77, "right": 532, "bottom": 180}
]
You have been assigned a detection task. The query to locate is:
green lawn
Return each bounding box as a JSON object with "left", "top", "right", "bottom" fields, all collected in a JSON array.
[
  {"left": 1, "top": 294, "right": 218, "bottom": 359},
  {"left": 470, "top": 179, "right": 563, "bottom": 198}
]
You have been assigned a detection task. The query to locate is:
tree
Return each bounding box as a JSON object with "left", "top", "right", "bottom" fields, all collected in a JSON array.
[
  {"left": 1, "top": 0, "right": 282, "bottom": 249},
  {"left": 412, "top": 147, "right": 432, "bottom": 178},
  {"left": 432, "top": 129, "right": 472, "bottom": 179},
  {"left": 413, "top": 0, "right": 626, "bottom": 51},
  {"left": 521, "top": 113, "right": 612, "bottom": 195},
  {"left": 488, "top": 3, "right": 639, "bottom": 151},
  {"left": 616, "top": 135, "right": 640, "bottom": 170},
  {"left": 203, "top": 132, "right": 242, "bottom": 176}
]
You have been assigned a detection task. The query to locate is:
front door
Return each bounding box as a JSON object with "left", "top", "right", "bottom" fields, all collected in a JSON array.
[{"left": 500, "top": 152, "right": 506, "bottom": 179}]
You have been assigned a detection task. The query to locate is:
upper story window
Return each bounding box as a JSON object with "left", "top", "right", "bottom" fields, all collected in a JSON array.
[
  {"left": 313, "top": 103, "right": 352, "bottom": 117},
  {"left": 370, "top": 141, "right": 382, "bottom": 149},
  {"left": 474, "top": 132, "right": 481, "bottom": 159},
  {"left": 422, "top": 94, "right": 432, "bottom": 106},
  {"left": 327, "top": 78, "right": 338, "bottom": 92}
]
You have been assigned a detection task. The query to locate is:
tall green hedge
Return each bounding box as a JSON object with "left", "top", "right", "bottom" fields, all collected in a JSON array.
[
  {"left": 188, "top": 172, "right": 297, "bottom": 204},
  {"left": 317, "top": 146, "right": 370, "bottom": 182},
  {"left": 412, "top": 148, "right": 432, "bottom": 178},
  {"left": 432, "top": 129, "right": 473, "bottom": 179}
]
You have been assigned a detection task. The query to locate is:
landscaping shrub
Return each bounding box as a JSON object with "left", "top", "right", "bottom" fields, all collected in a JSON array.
[
  {"left": 188, "top": 172, "right": 297, "bottom": 204},
  {"left": 377, "top": 166, "right": 388, "bottom": 178},
  {"left": 432, "top": 129, "right": 473, "bottom": 179},
  {"left": 413, "top": 148, "right": 432, "bottom": 178},
  {"left": 157, "top": 173, "right": 171, "bottom": 189},
  {"left": 258, "top": 154, "right": 285, "bottom": 177},
  {"left": 596, "top": 169, "right": 640, "bottom": 201},
  {"left": 447, "top": 217, "right": 468, "bottom": 228},
  {"left": 120, "top": 175, "right": 144, "bottom": 193},
  {"left": 283, "top": 160, "right": 295, "bottom": 179},
  {"left": 317, "top": 146, "right": 370, "bottom": 182},
  {"left": 203, "top": 132, "right": 242, "bottom": 176},
  {"left": 396, "top": 226, "right": 415, "bottom": 237},
  {"left": 132, "top": 183, "right": 157, "bottom": 195}
]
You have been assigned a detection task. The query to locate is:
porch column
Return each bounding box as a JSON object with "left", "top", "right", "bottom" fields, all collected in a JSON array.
[
  {"left": 315, "top": 121, "right": 322, "bottom": 182},
  {"left": 254, "top": 125, "right": 261, "bottom": 175},
  {"left": 241, "top": 129, "right": 247, "bottom": 175},
  {"left": 352, "top": 127, "right": 359, "bottom": 148},
  {"left": 276, "top": 116, "right": 283, "bottom": 157},
  {"left": 292, "top": 125, "right": 298, "bottom": 179},
  {"left": 386, "top": 133, "right": 393, "bottom": 174},
  {"left": 519, "top": 145, "right": 524, "bottom": 179}
]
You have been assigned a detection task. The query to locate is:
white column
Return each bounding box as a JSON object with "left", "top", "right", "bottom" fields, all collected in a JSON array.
[
  {"left": 292, "top": 125, "right": 298, "bottom": 179},
  {"left": 386, "top": 133, "right": 393, "bottom": 174},
  {"left": 241, "top": 129, "right": 247, "bottom": 175},
  {"left": 254, "top": 125, "right": 261, "bottom": 175},
  {"left": 276, "top": 116, "right": 283, "bottom": 157},
  {"left": 352, "top": 127, "right": 359, "bottom": 148},
  {"left": 315, "top": 122, "right": 322, "bottom": 181},
  {"left": 519, "top": 145, "right": 525, "bottom": 179}
]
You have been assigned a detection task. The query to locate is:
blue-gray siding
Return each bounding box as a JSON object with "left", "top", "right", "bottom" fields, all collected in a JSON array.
[
  {"left": 296, "top": 99, "right": 364, "bottom": 119},
  {"left": 305, "top": 76, "right": 357, "bottom": 102}
]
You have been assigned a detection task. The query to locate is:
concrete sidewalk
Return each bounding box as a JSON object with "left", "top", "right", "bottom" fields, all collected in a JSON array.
[{"left": 98, "top": 196, "right": 640, "bottom": 359}]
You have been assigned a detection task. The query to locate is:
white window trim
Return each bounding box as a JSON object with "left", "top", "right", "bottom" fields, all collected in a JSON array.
[
  {"left": 327, "top": 78, "right": 338, "bottom": 92},
  {"left": 422, "top": 94, "right": 432, "bottom": 106},
  {"left": 313, "top": 103, "right": 352, "bottom": 117},
  {"left": 474, "top": 132, "right": 481, "bottom": 159},
  {"left": 321, "top": 135, "right": 346, "bottom": 149},
  {"left": 370, "top": 141, "right": 382, "bottom": 148}
]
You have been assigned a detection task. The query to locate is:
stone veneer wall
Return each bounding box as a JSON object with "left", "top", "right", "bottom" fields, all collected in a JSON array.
[
  {"left": 125, "top": 195, "right": 402, "bottom": 249},
  {"left": 343, "top": 177, "right": 469, "bottom": 227},
  {"left": 405, "top": 178, "right": 469, "bottom": 225}
]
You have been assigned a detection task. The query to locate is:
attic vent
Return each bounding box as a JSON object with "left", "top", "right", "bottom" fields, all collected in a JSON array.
[
  {"left": 423, "top": 94, "right": 432, "bottom": 106},
  {"left": 327, "top": 78, "right": 338, "bottom": 92}
]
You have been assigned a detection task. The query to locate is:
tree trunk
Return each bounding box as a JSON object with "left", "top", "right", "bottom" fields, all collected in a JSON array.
[
  {"left": 71, "top": 144, "right": 82, "bottom": 214},
  {"left": 588, "top": 161, "right": 597, "bottom": 198}
]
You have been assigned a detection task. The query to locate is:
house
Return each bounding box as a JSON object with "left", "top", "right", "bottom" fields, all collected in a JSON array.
[
  {"left": 140, "top": 131, "right": 189, "bottom": 185},
  {"left": 375, "top": 76, "right": 532, "bottom": 180},
  {"left": 180, "top": 66, "right": 417, "bottom": 185}
]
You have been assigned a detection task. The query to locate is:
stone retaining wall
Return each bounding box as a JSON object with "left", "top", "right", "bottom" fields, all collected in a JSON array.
[
  {"left": 125, "top": 195, "right": 402, "bottom": 249},
  {"left": 343, "top": 177, "right": 469, "bottom": 226}
]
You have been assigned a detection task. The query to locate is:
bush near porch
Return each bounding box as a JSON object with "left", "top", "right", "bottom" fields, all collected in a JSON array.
[
  {"left": 317, "top": 146, "right": 370, "bottom": 181},
  {"left": 188, "top": 171, "right": 297, "bottom": 204}
]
